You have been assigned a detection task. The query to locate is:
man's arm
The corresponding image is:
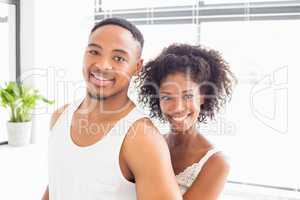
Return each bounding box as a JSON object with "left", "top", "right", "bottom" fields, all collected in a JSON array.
[
  {"left": 41, "top": 186, "right": 49, "bottom": 200},
  {"left": 41, "top": 104, "right": 69, "bottom": 200},
  {"left": 123, "top": 118, "right": 182, "bottom": 200}
]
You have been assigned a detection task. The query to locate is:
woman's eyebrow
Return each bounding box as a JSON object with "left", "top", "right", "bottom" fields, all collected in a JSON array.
[
  {"left": 182, "top": 89, "right": 193, "bottom": 93},
  {"left": 159, "top": 91, "right": 172, "bottom": 95}
]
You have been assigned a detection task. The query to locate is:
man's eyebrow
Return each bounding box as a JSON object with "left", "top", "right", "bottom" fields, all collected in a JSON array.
[
  {"left": 113, "top": 49, "right": 129, "bottom": 56},
  {"left": 88, "top": 43, "right": 102, "bottom": 49},
  {"left": 87, "top": 44, "right": 129, "bottom": 55}
]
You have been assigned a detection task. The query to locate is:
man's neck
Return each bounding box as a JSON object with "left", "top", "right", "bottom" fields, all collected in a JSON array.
[{"left": 78, "top": 92, "right": 135, "bottom": 121}]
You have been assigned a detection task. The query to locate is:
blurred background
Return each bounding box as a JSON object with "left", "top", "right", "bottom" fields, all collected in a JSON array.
[{"left": 0, "top": 0, "right": 299, "bottom": 199}]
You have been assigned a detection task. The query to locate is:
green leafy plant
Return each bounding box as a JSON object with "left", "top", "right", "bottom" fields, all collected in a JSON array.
[{"left": 0, "top": 82, "right": 54, "bottom": 122}]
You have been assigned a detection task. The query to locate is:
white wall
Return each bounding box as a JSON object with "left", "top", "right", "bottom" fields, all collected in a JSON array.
[
  {"left": 32, "top": 0, "right": 94, "bottom": 109},
  {"left": 20, "top": 0, "right": 94, "bottom": 142},
  {"left": 2, "top": 1, "right": 95, "bottom": 199}
]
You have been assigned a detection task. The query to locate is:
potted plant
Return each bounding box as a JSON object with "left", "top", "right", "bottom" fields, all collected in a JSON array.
[{"left": 0, "top": 82, "right": 54, "bottom": 146}]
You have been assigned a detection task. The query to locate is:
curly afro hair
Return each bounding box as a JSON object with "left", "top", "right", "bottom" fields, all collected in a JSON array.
[{"left": 136, "top": 43, "right": 236, "bottom": 123}]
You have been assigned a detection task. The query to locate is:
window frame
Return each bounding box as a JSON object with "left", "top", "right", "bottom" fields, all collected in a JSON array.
[
  {"left": 95, "top": 0, "right": 300, "bottom": 24},
  {"left": 0, "top": 0, "right": 20, "bottom": 83},
  {"left": 0, "top": 0, "right": 20, "bottom": 145}
]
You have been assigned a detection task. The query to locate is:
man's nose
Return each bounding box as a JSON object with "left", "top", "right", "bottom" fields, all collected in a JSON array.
[{"left": 95, "top": 58, "right": 112, "bottom": 71}]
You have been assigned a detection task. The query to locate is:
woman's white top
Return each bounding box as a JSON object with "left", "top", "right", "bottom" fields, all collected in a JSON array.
[
  {"left": 48, "top": 98, "right": 147, "bottom": 200},
  {"left": 175, "top": 148, "right": 220, "bottom": 194}
]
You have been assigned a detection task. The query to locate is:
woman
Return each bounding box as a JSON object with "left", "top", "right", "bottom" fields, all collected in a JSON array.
[{"left": 137, "top": 44, "right": 236, "bottom": 200}]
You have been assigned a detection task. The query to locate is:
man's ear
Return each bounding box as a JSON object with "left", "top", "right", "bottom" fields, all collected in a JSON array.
[{"left": 134, "top": 59, "right": 143, "bottom": 76}]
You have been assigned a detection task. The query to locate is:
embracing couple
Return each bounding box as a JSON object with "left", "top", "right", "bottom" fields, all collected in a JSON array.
[{"left": 42, "top": 17, "right": 235, "bottom": 200}]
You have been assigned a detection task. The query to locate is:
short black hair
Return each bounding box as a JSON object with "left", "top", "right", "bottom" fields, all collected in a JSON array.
[
  {"left": 136, "top": 43, "right": 236, "bottom": 123},
  {"left": 91, "top": 17, "right": 144, "bottom": 50}
]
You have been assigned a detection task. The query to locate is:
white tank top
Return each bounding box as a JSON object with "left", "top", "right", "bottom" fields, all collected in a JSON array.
[{"left": 48, "top": 98, "right": 147, "bottom": 200}]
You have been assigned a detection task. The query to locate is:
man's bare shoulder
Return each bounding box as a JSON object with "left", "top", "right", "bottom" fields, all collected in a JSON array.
[
  {"left": 123, "top": 117, "right": 170, "bottom": 167},
  {"left": 125, "top": 117, "right": 164, "bottom": 143},
  {"left": 49, "top": 104, "right": 69, "bottom": 130}
]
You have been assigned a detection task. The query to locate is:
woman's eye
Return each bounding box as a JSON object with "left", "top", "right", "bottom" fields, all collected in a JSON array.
[
  {"left": 113, "top": 56, "right": 126, "bottom": 62},
  {"left": 183, "top": 94, "right": 194, "bottom": 100},
  {"left": 88, "top": 50, "right": 98, "bottom": 55},
  {"left": 160, "top": 96, "right": 171, "bottom": 101}
]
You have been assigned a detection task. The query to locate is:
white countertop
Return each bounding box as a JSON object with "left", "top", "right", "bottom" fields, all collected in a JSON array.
[{"left": 0, "top": 136, "right": 48, "bottom": 200}]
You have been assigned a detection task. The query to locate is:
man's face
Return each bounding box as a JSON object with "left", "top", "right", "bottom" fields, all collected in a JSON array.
[{"left": 83, "top": 25, "right": 142, "bottom": 100}]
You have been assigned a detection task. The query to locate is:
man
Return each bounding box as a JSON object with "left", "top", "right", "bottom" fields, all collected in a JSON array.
[{"left": 42, "top": 18, "right": 182, "bottom": 200}]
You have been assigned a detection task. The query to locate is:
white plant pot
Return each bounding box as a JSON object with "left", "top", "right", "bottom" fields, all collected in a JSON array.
[{"left": 6, "top": 121, "right": 32, "bottom": 147}]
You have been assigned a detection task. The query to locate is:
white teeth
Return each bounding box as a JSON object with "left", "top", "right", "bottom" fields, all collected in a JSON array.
[
  {"left": 172, "top": 115, "right": 188, "bottom": 121},
  {"left": 91, "top": 72, "right": 111, "bottom": 81}
]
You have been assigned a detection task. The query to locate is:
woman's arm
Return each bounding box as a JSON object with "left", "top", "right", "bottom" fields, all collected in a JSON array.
[{"left": 183, "top": 153, "right": 230, "bottom": 200}]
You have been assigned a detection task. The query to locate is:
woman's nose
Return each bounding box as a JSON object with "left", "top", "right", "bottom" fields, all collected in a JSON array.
[{"left": 173, "top": 98, "right": 185, "bottom": 113}]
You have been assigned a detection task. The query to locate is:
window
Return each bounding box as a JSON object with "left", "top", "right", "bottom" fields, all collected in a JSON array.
[
  {"left": 200, "top": 19, "right": 299, "bottom": 189},
  {"left": 96, "top": 0, "right": 300, "bottom": 194},
  {"left": 0, "top": 0, "right": 20, "bottom": 143}
]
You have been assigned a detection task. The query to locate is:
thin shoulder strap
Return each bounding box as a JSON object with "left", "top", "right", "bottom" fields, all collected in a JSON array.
[{"left": 193, "top": 148, "right": 221, "bottom": 175}]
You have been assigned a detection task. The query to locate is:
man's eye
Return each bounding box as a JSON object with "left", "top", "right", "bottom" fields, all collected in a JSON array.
[
  {"left": 183, "top": 94, "right": 194, "bottom": 100},
  {"left": 88, "top": 50, "right": 98, "bottom": 55},
  {"left": 113, "top": 56, "right": 126, "bottom": 62}
]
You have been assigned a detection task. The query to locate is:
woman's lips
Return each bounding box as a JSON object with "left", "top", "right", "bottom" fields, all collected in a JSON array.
[
  {"left": 168, "top": 113, "right": 191, "bottom": 123},
  {"left": 168, "top": 114, "right": 192, "bottom": 131},
  {"left": 171, "top": 115, "right": 189, "bottom": 122}
]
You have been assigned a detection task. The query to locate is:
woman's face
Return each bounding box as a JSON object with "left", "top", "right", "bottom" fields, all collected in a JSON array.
[{"left": 159, "top": 72, "right": 204, "bottom": 133}]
